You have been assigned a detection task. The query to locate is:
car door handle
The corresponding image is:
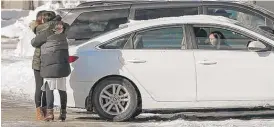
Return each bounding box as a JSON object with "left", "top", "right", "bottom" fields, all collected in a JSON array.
[
  {"left": 127, "top": 59, "right": 147, "bottom": 63},
  {"left": 198, "top": 60, "right": 217, "bottom": 65}
]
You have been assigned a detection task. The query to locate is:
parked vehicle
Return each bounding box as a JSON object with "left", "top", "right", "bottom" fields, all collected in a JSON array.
[
  {"left": 58, "top": 1, "right": 274, "bottom": 45},
  {"left": 65, "top": 15, "right": 274, "bottom": 121}
]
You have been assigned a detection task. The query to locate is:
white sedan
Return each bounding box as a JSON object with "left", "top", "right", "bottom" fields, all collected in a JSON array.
[{"left": 64, "top": 15, "right": 274, "bottom": 121}]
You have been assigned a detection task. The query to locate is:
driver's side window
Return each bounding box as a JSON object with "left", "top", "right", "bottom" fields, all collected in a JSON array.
[{"left": 194, "top": 27, "right": 256, "bottom": 50}]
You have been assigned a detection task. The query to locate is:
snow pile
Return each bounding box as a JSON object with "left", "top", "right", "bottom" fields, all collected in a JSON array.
[
  {"left": 1, "top": 9, "right": 27, "bottom": 20},
  {"left": 138, "top": 119, "right": 274, "bottom": 127},
  {"left": 60, "top": 0, "right": 81, "bottom": 8},
  {"left": 1, "top": 58, "right": 35, "bottom": 99},
  {"left": 1, "top": 1, "right": 70, "bottom": 57},
  {"left": 1, "top": 9, "right": 29, "bottom": 28}
]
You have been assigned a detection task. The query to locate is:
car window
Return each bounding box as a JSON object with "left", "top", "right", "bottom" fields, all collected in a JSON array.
[
  {"left": 67, "top": 9, "right": 129, "bottom": 40},
  {"left": 195, "top": 27, "right": 255, "bottom": 50},
  {"left": 133, "top": 27, "right": 184, "bottom": 49},
  {"left": 207, "top": 7, "right": 266, "bottom": 28},
  {"left": 135, "top": 7, "right": 198, "bottom": 20},
  {"left": 99, "top": 34, "right": 131, "bottom": 49}
]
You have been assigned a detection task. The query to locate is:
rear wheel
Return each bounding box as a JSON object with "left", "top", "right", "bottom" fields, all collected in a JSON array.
[{"left": 92, "top": 77, "right": 138, "bottom": 121}]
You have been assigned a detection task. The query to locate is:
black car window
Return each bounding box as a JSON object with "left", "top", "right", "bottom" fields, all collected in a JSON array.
[
  {"left": 207, "top": 6, "right": 266, "bottom": 28},
  {"left": 67, "top": 9, "right": 129, "bottom": 40},
  {"left": 135, "top": 7, "right": 198, "bottom": 20},
  {"left": 133, "top": 27, "right": 185, "bottom": 49}
]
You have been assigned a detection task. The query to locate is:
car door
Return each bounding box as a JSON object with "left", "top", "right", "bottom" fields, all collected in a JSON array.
[
  {"left": 192, "top": 25, "right": 274, "bottom": 101},
  {"left": 120, "top": 26, "right": 197, "bottom": 102}
]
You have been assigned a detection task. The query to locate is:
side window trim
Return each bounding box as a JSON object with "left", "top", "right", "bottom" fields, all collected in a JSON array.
[
  {"left": 123, "top": 33, "right": 135, "bottom": 49},
  {"left": 132, "top": 25, "right": 186, "bottom": 50},
  {"left": 183, "top": 24, "right": 197, "bottom": 49}
]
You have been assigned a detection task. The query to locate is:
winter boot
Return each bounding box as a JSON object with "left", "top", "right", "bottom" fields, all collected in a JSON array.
[
  {"left": 41, "top": 107, "right": 47, "bottom": 117},
  {"left": 57, "top": 109, "right": 67, "bottom": 121},
  {"left": 36, "top": 107, "right": 45, "bottom": 120},
  {"left": 44, "top": 109, "right": 54, "bottom": 121}
]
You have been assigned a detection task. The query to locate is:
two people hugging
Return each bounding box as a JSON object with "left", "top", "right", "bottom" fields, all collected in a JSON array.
[{"left": 30, "top": 10, "right": 71, "bottom": 122}]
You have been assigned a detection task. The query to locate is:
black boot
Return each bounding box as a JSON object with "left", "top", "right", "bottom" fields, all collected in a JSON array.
[
  {"left": 44, "top": 109, "right": 54, "bottom": 122},
  {"left": 58, "top": 109, "right": 67, "bottom": 121}
]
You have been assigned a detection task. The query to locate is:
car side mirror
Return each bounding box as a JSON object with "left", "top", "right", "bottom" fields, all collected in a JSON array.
[
  {"left": 248, "top": 41, "right": 267, "bottom": 52},
  {"left": 258, "top": 26, "right": 274, "bottom": 34}
]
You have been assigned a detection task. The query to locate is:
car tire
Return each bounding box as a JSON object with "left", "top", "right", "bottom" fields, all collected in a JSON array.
[
  {"left": 92, "top": 77, "right": 138, "bottom": 121},
  {"left": 131, "top": 108, "right": 142, "bottom": 119},
  {"left": 85, "top": 96, "right": 93, "bottom": 112}
]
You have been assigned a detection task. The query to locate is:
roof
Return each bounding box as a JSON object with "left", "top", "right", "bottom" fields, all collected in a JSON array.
[
  {"left": 77, "top": 1, "right": 158, "bottom": 7},
  {"left": 123, "top": 15, "right": 238, "bottom": 28},
  {"left": 58, "top": 1, "right": 274, "bottom": 19}
]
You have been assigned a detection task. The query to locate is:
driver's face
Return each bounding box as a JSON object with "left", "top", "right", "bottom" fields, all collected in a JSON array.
[
  {"left": 209, "top": 34, "right": 218, "bottom": 46},
  {"left": 36, "top": 15, "right": 43, "bottom": 24}
]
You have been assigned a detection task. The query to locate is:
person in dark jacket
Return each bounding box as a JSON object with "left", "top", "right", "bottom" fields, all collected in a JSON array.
[
  {"left": 29, "top": 10, "right": 47, "bottom": 121},
  {"left": 31, "top": 11, "right": 70, "bottom": 122}
]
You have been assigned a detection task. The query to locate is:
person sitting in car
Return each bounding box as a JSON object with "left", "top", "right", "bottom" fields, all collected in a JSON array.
[{"left": 208, "top": 31, "right": 231, "bottom": 50}]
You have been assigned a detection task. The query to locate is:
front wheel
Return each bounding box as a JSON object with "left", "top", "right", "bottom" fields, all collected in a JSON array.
[{"left": 92, "top": 77, "right": 138, "bottom": 121}]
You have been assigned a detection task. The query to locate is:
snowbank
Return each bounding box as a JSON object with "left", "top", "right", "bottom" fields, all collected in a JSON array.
[
  {"left": 1, "top": 57, "right": 35, "bottom": 100},
  {"left": 142, "top": 119, "right": 274, "bottom": 127},
  {"left": 1, "top": 9, "right": 29, "bottom": 28},
  {"left": 1, "top": 9, "right": 29, "bottom": 20},
  {"left": 1, "top": 0, "right": 87, "bottom": 57},
  {"left": 1, "top": 2, "right": 64, "bottom": 57}
]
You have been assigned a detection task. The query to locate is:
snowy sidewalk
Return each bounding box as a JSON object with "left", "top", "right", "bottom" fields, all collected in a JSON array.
[{"left": 2, "top": 92, "right": 274, "bottom": 127}]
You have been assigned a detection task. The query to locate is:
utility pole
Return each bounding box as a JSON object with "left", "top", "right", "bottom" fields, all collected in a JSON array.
[{"left": 29, "top": 0, "right": 34, "bottom": 10}]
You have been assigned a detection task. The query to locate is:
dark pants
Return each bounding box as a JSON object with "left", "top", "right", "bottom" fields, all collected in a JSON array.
[
  {"left": 45, "top": 82, "right": 67, "bottom": 109},
  {"left": 34, "top": 69, "right": 47, "bottom": 108}
]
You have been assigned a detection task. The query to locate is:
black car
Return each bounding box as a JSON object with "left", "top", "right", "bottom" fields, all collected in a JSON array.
[{"left": 58, "top": 1, "right": 274, "bottom": 45}]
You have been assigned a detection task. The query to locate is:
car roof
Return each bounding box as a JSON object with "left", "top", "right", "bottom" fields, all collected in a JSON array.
[
  {"left": 77, "top": 1, "right": 158, "bottom": 7},
  {"left": 124, "top": 15, "right": 238, "bottom": 27},
  {"left": 59, "top": 1, "right": 274, "bottom": 19}
]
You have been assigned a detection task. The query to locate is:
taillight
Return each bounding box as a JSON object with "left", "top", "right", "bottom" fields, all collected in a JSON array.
[{"left": 69, "top": 56, "right": 79, "bottom": 63}]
